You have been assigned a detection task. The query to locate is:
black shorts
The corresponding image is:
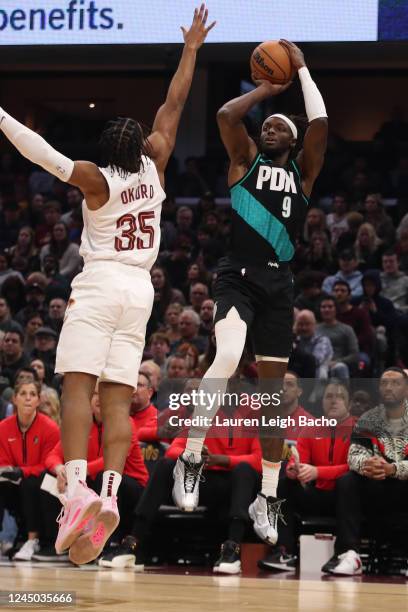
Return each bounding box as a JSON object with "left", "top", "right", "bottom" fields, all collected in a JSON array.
[{"left": 214, "top": 256, "right": 294, "bottom": 358}]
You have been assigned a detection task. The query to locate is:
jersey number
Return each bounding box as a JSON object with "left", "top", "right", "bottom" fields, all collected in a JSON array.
[
  {"left": 115, "top": 211, "right": 155, "bottom": 251},
  {"left": 282, "top": 196, "right": 291, "bottom": 218}
]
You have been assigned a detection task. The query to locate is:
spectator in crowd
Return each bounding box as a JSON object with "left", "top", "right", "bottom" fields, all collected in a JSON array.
[
  {"left": 363, "top": 193, "right": 395, "bottom": 246},
  {"left": 199, "top": 298, "right": 214, "bottom": 337},
  {"left": 35, "top": 200, "right": 62, "bottom": 247},
  {"left": 349, "top": 390, "right": 373, "bottom": 418},
  {"left": 332, "top": 280, "right": 374, "bottom": 362},
  {"left": 170, "top": 308, "right": 208, "bottom": 355},
  {"left": 30, "top": 358, "right": 53, "bottom": 389},
  {"left": 39, "top": 255, "right": 70, "bottom": 300},
  {"left": 0, "top": 326, "right": 29, "bottom": 385},
  {"left": 318, "top": 297, "right": 359, "bottom": 378},
  {"left": 380, "top": 250, "right": 408, "bottom": 313},
  {"left": 324, "top": 368, "right": 408, "bottom": 575},
  {"left": 129, "top": 373, "right": 157, "bottom": 431},
  {"left": 294, "top": 271, "right": 329, "bottom": 318},
  {"left": 322, "top": 249, "right": 363, "bottom": 297},
  {"left": 177, "top": 157, "right": 209, "bottom": 197},
  {"left": 259, "top": 380, "right": 355, "bottom": 572},
  {"left": 0, "top": 297, "right": 11, "bottom": 331},
  {"left": 354, "top": 223, "right": 384, "bottom": 271},
  {"left": 139, "top": 361, "right": 162, "bottom": 398},
  {"left": 7, "top": 226, "right": 40, "bottom": 274},
  {"left": 396, "top": 228, "right": 408, "bottom": 273},
  {"left": 23, "top": 312, "right": 44, "bottom": 355},
  {"left": 0, "top": 251, "right": 24, "bottom": 291},
  {"left": 30, "top": 326, "right": 58, "bottom": 370},
  {"left": 151, "top": 266, "right": 185, "bottom": 324},
  {"left": 61, "top": 187, "right": 83, "bottom": 228},
  {"left": 15, "top": 282, "right": 47, "bottom": 327},
  {"left": 0, "top": 379, "right": 60, "bottom": 561},
  {"left": 336, "top": 211, "right": 364, "bottom": 254},
  {"left": 196, "top": 191, "right": 216, "bottom": 218},
  {"left": 162, "top": 303, "right": 183, "bottom": 343},
  {"left": 303, "top": 208, "right": 327, "bottom": 244},
  {"left": 175, "top": 205, "right": 195, "bottom": 236},
  {"left": 39, "top": 387, "right": 61, "bottom": 425},
  {"left": 182, "top": 261, "right": 210, "bottom": 300},
  {"left": 278, "top": 372, "right": 313, "bottom": 441},
  {"left": 304, "top": 232, "right": 333, "bottom": 273},
  {"left": 40, "top": 222, "right": 82, "bottom": 281},
  {"left": 1, "top": 276, "right": 26, "bottom": 316},
  {"left": 0, "top": 202, "right": 21, "bottom": 250},
  {"left": 148, "top": 332, "right": 170, "bottom": 376},
  {"left": 294, "top": 310, "right": 333, "bottom": 378},
  {"left": 47, "top": 297, "right": 67, "bottom": 334},
  {"left": 326, "top": 193, "right": 349, "bottom": 246},
  {"left": 189, "top": 282, "right": 209, "bottom": 314},
  {"left": 177, "top": 342, "right": 200, "bottom": 376}
]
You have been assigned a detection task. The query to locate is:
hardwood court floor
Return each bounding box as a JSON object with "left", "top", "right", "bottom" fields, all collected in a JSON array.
[{"left": 0, "top": 563, "right": 407, "bottom": 612}]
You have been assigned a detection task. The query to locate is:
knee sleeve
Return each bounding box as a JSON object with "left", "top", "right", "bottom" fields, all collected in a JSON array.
[{"left": 207, "top": 309, "right": 247, "bottom": 379}]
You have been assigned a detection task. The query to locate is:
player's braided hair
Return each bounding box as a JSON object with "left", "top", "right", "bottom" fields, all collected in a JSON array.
[{"left": 99, "top": 117, "right": 152, "bottom": 174}]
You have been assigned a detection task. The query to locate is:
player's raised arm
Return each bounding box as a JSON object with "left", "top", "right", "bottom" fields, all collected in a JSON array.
[
  {"left": 148, "top": 4, "right": 215, "bottom": 179},
  {"left": 280, "top": 39, "right": 328, "bottom": 197},
  {"left": 216, "top": 76, "right": 292, "bottom": 178}
]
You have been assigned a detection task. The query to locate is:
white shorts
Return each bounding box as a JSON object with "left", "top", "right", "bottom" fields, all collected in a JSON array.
[{"left": 55, "top": 260, "right": 154, "bottom": 388}]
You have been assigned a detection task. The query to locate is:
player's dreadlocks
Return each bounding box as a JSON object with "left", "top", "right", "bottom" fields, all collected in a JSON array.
[{"left": 99, "top": 117, "right": 152, "bottom": 174}]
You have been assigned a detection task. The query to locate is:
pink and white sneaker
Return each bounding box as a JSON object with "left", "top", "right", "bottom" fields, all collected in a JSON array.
[
  {"left": 55, "top": 481, "right": 102, "bottom": 555},
  {"left": 69, "top": 496, "right": 120, "bottom": 565}
]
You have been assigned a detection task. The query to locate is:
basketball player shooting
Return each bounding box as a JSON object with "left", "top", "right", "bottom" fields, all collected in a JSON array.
[
  {"left": 0, "top": 4, "right": 215, "bottom": 565},
  {"left": 172, "top": 40, "right": 327, "bottom": 545}
]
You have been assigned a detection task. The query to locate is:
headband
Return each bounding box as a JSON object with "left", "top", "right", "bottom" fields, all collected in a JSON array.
[{"left": 269, "top": 113, "right": 298, "bottom": 140}]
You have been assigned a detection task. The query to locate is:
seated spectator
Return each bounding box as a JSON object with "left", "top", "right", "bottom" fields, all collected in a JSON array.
[
  {"left": 279, "top": 372, "right": 313, "bottom": 442},
  {"left": 354, "top": 222, "right": 384, "bottom": 271},
  {"left": 396, "top": 228, "right": 408, "bottom": 273},
  {"left": 39, "top": 256, "right": 71, "bottom": 301},
  {"left": 163, "top": 233, "right": 194, "bottom": 288},
  {"left": 318, "top": 297, "right": 359, "bottom": 378},
  {"left": 0, "top": 297, "right": 11, "bottom": 332},
  {"left": 139, "top": 360, "right": 162, "bottom": 397},
  {"left": 35, "top": 200, "right": 61, "bottom": 247},
  {"left": 30, "top": 358, "right": 53, "bottom": 390},
  {"left": 260, "top": 381, "right": 354, "bottom": 572},
  {"left": 40, "top": 222, "right": 82, "bottom": 281},
  {"left": 99, "top": 398, "right": 262, "bottom": 574},
  {"left": 39, "top": 387, "right": 61, "bottom": 425},
  {"left": 170, "top": 308, "right": 208, "bottom": 355},
  {"left": 0, "top": 380, "right": 60, "bottom": 561},
  {"left": 151, "top": 266, "right": 185, "bottom": 324},
  {"left": 45, "top": 387, "right": 148, "bottom": 549},
  {"left": 322, "top": 249, "right": 363, "bottom": 298},
  {"left": 380, "top": 250, "right": 408, "bottom": 313},
  {"left": 130, "top": 373, "right": 157, "bottom": 431},
  {"left": 294, "top": 310, "right": 333, "bottom": 378},
  {"left": 303, "top": 208, "right": 327, "bottom": 244},
  {"left": 363, "top": 193, "right": 395, "bottom": 246},
  {"left": 30, "top": 326, "right": 58, "bottom": 370},
  {"left": 61, "top": 187, "right": 83, "bottom": 229},
  {"left": 189, "top": 282, "right": 209, "bottom": 314},
  {"left": 294, "top": 271, "right": 329, "bottom": 318},
  {"left": 333, "top": 280, "right": 374, "bottom": 365},
  {"left": 325, "top": 368, "right": 408, "bottom": 576},
  {"left": 182, "top": 261, "right": 210, "bottom": 301},
  {"left": 0, "top": 325, "right": 29, "bottom": 386},
  {"left": 304, "top": 231, "right": 333, "bottom": 273},
  {"left": 349, "top": 390, "right": 373, "bottom": 418},
  {"left": 23, "top": 312, "right": 44, "bottom": 355},
  {"left": 47, "top": 297, "right": 67, "bottom": 334},
  {"left": 162, "top": 303, "right": 183, "bottom": 344},
  {"left": 0, "top": 202, "right": 22, "bottom": 251},
  {"left": 335, "top": 211, "right": 364, "bottom": 254},
  {"left": 148, "top": 332, "right": 170, "bottom": 376},
  {"left": 155, "top": 354, "right": 189, "bottom": 411},
  {"left": 7, "top": 226, "right": 40, "bottom": 275},
  {"left": 199, "top": 299, "right": 214, "bottom": 337},
  {"left": 177, "top": 342, "right": 200, "bottom": 376},
  {"left": 0, "top": 251, "right": 24, "bottom": 292},
  {"left": 326, "top": 192, "right": 349, "bottom": 246},
  {"left": 15, "top": 282, "right": 47, "bottom": 327}
]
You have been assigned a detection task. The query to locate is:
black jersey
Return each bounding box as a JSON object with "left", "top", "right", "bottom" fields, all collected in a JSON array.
[{"left": 229, "top": 153, "right": 309, "bottom": 264}]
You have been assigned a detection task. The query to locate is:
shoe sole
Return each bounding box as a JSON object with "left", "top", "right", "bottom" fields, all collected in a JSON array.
[
  {"left": 55, "top": 499, "right": 102, "bottom": 554},
  {"left": 69, "top": 510, "right": 119, "bottom": 565},
  {"left": 330, "top": 568, "right": 362, "bottom": 576},
  {"left": 258, "top": 562, "right": 296, "bottom": 572},
  {"left": 98, "top": 557, "right": 144, "bottom": 571},
  {"left": 248, "top": 504, "right": 277, "bottom": 545},
  {"left": 213, "top": 562, "right": 241, "bottom": 574}
]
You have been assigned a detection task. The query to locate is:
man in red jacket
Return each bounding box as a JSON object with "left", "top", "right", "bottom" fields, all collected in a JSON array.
[
  {"left": 43, "top": 388, "right": 148, "bottom": 562},
  {"left": 130, "top": 372, "right": 158, "bottom": 431},
  {"left": 259, "top": 380, "right": 355, "bottom": 572},
  {"left": 98, "top": 384, "right": 262, "bottom": 574},
  {"left": 0, "top": 380, "right": 60, "bottom": 561}
]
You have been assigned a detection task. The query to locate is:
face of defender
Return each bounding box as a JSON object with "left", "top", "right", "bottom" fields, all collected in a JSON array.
[{"left": 260, "top": 116, "right": 296, "bottom": 157}]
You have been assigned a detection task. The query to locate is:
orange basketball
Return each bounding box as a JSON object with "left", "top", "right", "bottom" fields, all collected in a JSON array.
[{"left": 250, "top": 40, "right": 293, "bottom": 85}]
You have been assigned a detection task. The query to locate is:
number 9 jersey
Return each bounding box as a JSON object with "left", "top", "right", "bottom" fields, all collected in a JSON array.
[
  {"left": 229, "top": 153, "right": 308, "bottom": 265},
  {"left": 80, "top": 156, "right": 165, "bottom": 271}
]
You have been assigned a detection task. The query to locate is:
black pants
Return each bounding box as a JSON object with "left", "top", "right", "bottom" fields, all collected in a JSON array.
[
  {"left": 0, "top": 474, "right": 61, "bottom": 545},
  {"left": 335, "top": 471, "right": 408, "bottom": 553},
  {"left": 89, "top": 473, "right": 144, "bottom": 540},
  {"left": 132, "top": 459, "right": 261, "bottom": 544},
  {"left": 277, "top": 477, "right": 338, "bottom": 554}
]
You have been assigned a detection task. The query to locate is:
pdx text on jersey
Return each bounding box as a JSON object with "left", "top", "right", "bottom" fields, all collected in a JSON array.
[
  {"left": 120, "top": 183, "right": 155, "bottom": 205},
  {"left": 256, "top": 166, "right": 297, "bottom": 194}
]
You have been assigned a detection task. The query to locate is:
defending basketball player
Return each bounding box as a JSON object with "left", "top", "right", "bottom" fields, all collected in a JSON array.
[
  {"left": 0, "top": 4, "right": 215, "bottom": 564},
  {"left": 172, "top": 40, "right": 328, "bottom": 545}
]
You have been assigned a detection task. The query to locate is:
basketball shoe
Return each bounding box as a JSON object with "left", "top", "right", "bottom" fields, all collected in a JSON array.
[
  {"left": 172, "top": 453, "right": 205, "bottom": 512},
  {"left": 213, "top": 540, "right": 241, "bottom": 574},
  {"left": 258, "top": 548, "right": 297, "bottom": 572},
  {"left": 329, "top": 550, "right": 362, "bottom": 576},
  {"left": 69, "top": 495, "right": 120, "bottom": 565},
  {"left": 248, "top": 493, "right": 285, "bottom": 545},
  {"left": 98, "top": 535, "right": 144, "bottom": 570},
  {"left": 55, "top": 481, "right": 102, "bottom": 554}
]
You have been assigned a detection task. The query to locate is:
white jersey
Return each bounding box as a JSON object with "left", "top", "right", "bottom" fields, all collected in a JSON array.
[{"left": 80, "top": 156, "right": 165, "bottom": 270}]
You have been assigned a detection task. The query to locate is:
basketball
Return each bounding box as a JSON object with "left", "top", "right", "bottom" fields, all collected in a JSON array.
[{"left": 250, "top": 40, "right": 293, "bottom": 85}]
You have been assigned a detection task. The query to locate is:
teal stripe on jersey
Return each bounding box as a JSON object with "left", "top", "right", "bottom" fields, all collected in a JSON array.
[{"left": 231, "top": 184, "right": 295, "bottom": 261}]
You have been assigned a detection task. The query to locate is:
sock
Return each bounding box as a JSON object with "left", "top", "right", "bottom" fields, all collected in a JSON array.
[
  {"left": 100, "top": 470, "right": 122, "bottom": 498},
  {"left": 65, "top": 460, "right": 87, "bottom": 498},
  {"left": 183, "top": 437, "right": 206, "bottom": 463},
  {"left": 261, "top": 460, "right": 281, "bottom": 498},
  {"left": 228, "top": 518, "right": 246, "bottom": 544}
]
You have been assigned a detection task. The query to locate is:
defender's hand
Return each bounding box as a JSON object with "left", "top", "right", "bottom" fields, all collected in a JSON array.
[
  {"left": 279, "top": 40, "right": 306, "bottom": 71},
  {"left": 182, "top": 4, "right": 216, "bottom": 50}
]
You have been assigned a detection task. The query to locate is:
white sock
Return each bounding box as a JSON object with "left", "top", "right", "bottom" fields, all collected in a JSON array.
[
  {"left": 100, "top": 470, "right": 122, "bottom": 498},
  {"left": 183, "top": 438, "right": 205, "bottom": 463},
  {"left": 261, "top": 460, "right": 281, "bottom": 498},
  {"left": 65, "top": 460, "right": 87, "bottom": 498}
]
